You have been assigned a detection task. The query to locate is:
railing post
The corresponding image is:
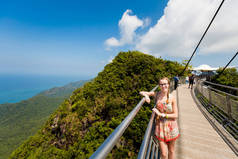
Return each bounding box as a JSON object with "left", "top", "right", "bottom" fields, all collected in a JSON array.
[
  {"left": 201, "top": 82, "right": 204, "bottom": 95},
  {"left": 226, "top": 94, "right": 232, "bottom": 120},
  {"left": 137, "top": 112, "right": 155, "bottom": 159},
  {"left": 208, "top": 86, "right": 212, "bottom": 105},
  {"left": 145, "top": 136, "right": 153, "bottom": 159},
  {"left": 150, "top": 141, "right": 155, "bottom": 159}
]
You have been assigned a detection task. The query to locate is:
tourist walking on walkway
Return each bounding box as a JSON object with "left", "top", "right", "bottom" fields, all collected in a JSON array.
[
  {"left": 173, "top": 75, "right": 179, "bottom": 90},
  {"left": 188, "top": 74, "right": 195, "bottom": 89},
  {"left": 140, "top": 77, "right": 180, "bottom": 159}
]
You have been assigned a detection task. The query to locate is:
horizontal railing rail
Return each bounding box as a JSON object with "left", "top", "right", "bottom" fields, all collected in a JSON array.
[
  {"left": 90, "top": 86, "right": 158, "bottom": 159},
  {"left": 208, "top": 86, "right": 238, "bottom": 99},
  {"left": 203, "top": 80, "right": 238, "bottom": 91}
]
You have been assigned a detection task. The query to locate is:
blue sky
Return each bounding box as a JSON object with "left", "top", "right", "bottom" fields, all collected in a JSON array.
[{"left": 0, "top": 0, "right": 237, "bottom": 79}]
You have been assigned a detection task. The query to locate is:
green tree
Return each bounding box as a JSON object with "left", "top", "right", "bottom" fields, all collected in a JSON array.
[{"left": 211, "top": 68, "right": 238, "bottom": 95}]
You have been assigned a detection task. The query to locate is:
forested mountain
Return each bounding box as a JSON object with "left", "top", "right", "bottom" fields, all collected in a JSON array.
[
  {"left": 39, "top": 80, "right": 88, "bottom": 98},
  {"left": 0, "top": 80, "right": 87, "bottom": 159},
  {"left": 10, "top": 51, "right": 184, "bottom": 159}
]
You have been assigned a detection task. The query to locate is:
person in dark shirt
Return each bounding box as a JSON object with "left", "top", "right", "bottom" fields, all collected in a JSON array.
[
  {"left": 188, "top": 74, "right": 195, "bottom": 89},
  {"left": 173, "top": 75, "right": 179, "bottom": 90}
]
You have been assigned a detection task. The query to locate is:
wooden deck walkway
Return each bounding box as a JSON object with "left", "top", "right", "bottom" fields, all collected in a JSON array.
[{"left": 174, "top": 84, "right": 237, "bottom": 159}]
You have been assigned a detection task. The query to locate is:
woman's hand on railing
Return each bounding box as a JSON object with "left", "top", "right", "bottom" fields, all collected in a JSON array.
[
  {"left": 152, "top": 108, "right": 161, "bottom": 116},
  {"left": 145, "top": 96, "right": 150, "bottom": 103},
  {"left": 140, "top": 91, "right": 151, "bottom": 103}
]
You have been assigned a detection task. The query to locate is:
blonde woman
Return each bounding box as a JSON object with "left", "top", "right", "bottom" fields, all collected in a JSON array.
[{"left": 140, "top": 77, "right": 180, "bottom": 159}]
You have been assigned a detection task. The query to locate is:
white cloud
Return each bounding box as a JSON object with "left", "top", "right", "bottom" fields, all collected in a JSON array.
[
  {"left": 105, "top": 37, "right": 120, "bottom": 47},
  {"left": 142, "top": 18, "right": 151, "bottom": 29},
  {"left": 136, "top": 0, "right": 238, "bottom": 57},
  {"left": 105, "top": 9, "right": 144, "bottom": 48}
]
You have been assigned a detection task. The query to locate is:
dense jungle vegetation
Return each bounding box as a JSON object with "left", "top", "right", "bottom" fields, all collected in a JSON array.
[
  {"left": 0, "top": 80, "right": 87, "bottom": 159},
  {"left": 10, "top": 51, "right": 185, "bottom": 159},
  {"left": 211, "top": 68, "right": 238, "bottom": 96}
]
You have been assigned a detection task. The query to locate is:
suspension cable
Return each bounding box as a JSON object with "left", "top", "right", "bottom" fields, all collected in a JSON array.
[
  {"left": 180, "top": 0, "right": 226, "bottom": 76},
  {"left": 217, "top": 51, "right": 238, "bottom": 77}
]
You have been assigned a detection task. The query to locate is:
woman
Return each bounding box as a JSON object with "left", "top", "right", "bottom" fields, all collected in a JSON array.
[{"left": 140, "top": 77, "right": 180, "bottom": 159}]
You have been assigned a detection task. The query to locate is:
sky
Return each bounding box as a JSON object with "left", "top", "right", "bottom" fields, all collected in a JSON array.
[{"left": 0, "top": 0, "right": 237, "bottom": 79}]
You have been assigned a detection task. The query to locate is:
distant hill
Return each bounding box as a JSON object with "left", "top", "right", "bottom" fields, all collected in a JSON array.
[
  {"left": 0, "top": 80, "right": 88, "bottom": 159},
  {"left": 38, "top": 80, "right": 88, "bottom": 98},
  {"left": 10, "top": 51, "right": 185, "bottom": 159}
]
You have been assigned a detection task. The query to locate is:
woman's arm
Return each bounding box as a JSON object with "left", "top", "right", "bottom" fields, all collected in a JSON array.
[{"left": 139, "top": 91, "right": 155, "bottom": 103}]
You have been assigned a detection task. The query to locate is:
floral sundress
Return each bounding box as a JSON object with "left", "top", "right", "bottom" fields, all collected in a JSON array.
[{"left": 154, "top": 94, "right": 180, "bottom": 142}]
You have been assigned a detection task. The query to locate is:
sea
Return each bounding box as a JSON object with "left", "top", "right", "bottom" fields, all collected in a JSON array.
[{"left": 0, "top": 74, "right": 91, "bottom": 104}]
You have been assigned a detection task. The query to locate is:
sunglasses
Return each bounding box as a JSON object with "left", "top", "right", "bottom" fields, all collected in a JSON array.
[{"left": 159, "top": 83, "right": 168, "bottom": 86}]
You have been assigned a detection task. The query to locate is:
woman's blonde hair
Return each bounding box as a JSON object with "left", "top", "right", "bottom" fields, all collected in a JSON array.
[{"left": 159, "top": 77, "right": 170, "bottom": 104}]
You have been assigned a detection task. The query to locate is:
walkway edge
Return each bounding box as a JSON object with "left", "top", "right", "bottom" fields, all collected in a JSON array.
[
  {"left": 176, "top": 87, "right": 182, "bottom": 157},
  {"left": 191, "top": 87, "right": 238, "bottom": 156}
]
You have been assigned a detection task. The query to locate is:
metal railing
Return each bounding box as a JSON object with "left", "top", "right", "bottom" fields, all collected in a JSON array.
[
  {"left": 195, "top": 79, "right": 238, "bottom": 140},
  {"left": 137, "top": 110, "right": 159, "bottom": 159},
  {"left": 197, "top": 80, "right": 238, "bottom": 122},
  {"left": 90, "top": 86, "right": 158, "bottom": 159}
]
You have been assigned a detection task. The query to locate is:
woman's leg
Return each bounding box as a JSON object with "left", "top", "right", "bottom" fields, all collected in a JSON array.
[
  {"left": 168, "top": 140, "right": 176, "bottom": 159},
  {"left": 159, "top": 141, "right": 168, "bottom": 159}
]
